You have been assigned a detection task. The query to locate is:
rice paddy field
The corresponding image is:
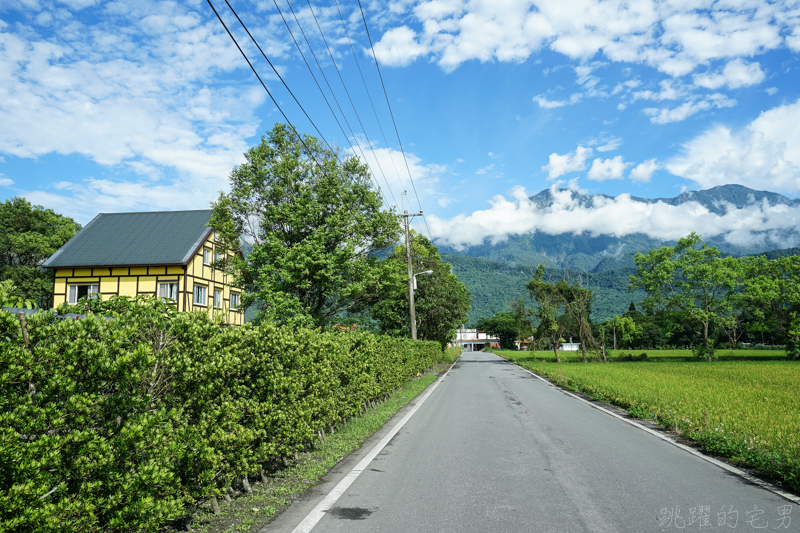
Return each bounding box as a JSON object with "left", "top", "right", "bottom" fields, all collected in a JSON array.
[{"left": 491, "top": 349, "right": 800, "bottom": 494}]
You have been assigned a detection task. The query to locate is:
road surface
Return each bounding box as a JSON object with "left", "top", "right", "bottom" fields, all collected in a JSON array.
[{"left": 264, "top": 351, "right": 797, "bottom": 532}]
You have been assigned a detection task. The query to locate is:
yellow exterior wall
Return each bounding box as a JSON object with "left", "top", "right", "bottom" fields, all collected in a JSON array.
[
  {"left": 50, "top": 231, "right": 244, "bottom": 325},
  {"left": 118, "top": 277, "right": 137, "bottom": 297}
]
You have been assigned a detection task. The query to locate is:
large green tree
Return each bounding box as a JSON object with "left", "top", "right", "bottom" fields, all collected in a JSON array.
[
  {"left": 210, "top": 123, "right": 400, "bottom": 327},
  {"left": 527, "top": 265, "right": 566, "bottom": 361},
  {"left": 475, "top": 312, "right": 518, "bottom": 350},
  {"left": 740, "top": 255, "right": 800, "bottom": 358},
  {"left": 629, "top": 233, "right": 740, "bottom": 360},
  {"left": 0, "top": 197, "right": 81, "bottom": 308},
  {"left": 370, "top": 231, "right": 471, "bottom": 348},
  {"left": 555, "top": 273, "right": 599, "bottom": 362}
]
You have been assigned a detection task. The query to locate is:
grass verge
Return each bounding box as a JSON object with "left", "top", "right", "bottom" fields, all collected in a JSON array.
[
  {"left": 491, "top": 349, "right": 800, "bottom": 496},
  {"left": 185, "top": 372, "right": 441, "bottom": 533}
]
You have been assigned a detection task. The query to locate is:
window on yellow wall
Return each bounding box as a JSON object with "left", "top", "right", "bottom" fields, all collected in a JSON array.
[
  {"left": 158, "top": 282, "right": 178, "bottom": 302},
  {"left": 193, "top": 285, "right": 207, "bottom": 305},
  {"left": 213, "top": 289, "right": 221, "bottom": 308},
  {"left": 68, "top": 284, "right": 99, "bottom": 304},
  {"left": 214, "top": 250, "right": 222, "bottom": 264},
  {"left": 230, "top": 292, "right": 240, "bottom": 310},
  {"left": 203, "top": 249, "right": 211, "bottom": 266}
]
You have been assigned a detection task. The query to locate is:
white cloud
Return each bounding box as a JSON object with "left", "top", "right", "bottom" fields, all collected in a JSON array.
[
  {"left": 595, "top": 137, "right": 622, "bottom": 152},
  {"left": 644, "top": 93, "right": 736, "bottom": 124},
  {"left": 693, "top": 59, "right": 765, "bottom": 90},
  {"left": 428, "top": 184, "right": 800, "bottom": 249},
  {"left": 0, "top": 176, "right": 13, "bottom": 187},
  {"left": 587, "top": 155, "right": 630, "bottom": 181},
  {"left": 348, "top": 144, "right": 446, "bottom": 210},
  {"left": 476, "top": 164, "right": 495, "bottom": 175},
  {"left": 765, "top": 87, "right": 778, "bottom": 95},
  {"left": 372, "top": 0, "right": 790, "bottom": 76},
  {"left": 668, "top": 98, "right": 800, "bottom": 193},
  {"left": 370, "top": 26, "right": 427, "bottom": 66},
  {"left": 633, "top": 80, "right": 682, "bottom": 101},
  {"left": 533, "top": 94, "right": 566, "bottom": 108},
  {"left": 0, "top": 1, "right": 291, "bottom": 221},
  {"left": 542, "top": 146, "right": 593, "bottom": 179},
  {"left": 630, "top": 159, "right": 660, "bottom": 183}
]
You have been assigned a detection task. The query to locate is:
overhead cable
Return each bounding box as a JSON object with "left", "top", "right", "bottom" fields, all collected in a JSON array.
[
  {"left": 298, "top": 0, "right": 403, "bottom": 212},
  {"left": 206, "top": 0, "right": 392, "bottom": 218},
  {"left": 225, "top": 0, "right": 392, "bottom": 210},
  {"left": 275, "top": 0, "right": 398, "bottom": 209},
  {"left": 356, "top": 0, "right": 434, "bottom": 241},
  {"left": 332, "top": 0, "right": 405, "bottom": 192}
]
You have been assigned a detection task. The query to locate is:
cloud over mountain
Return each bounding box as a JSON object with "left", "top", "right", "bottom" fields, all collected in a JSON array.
[{"left": 428, "top": 184, "right": 800, "bottom": 249}]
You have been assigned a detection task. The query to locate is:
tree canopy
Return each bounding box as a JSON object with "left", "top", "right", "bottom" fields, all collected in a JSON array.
[
  {"left": 629, "top": 233, "right": 740, "bottom": 360},
  {"left": 0, "top": 197, "right": 81, "bottom": 308},
  {"left": 370, "top": 231, "right": 471, "bottom": 348},
  {"left": 475, "top": 312, "right": 519, "bottom": 350},
  {"left": 210, "top": 123, "right": 400, "bottom": 327}
]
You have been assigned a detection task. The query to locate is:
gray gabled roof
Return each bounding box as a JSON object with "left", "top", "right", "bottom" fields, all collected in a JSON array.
[{"left": 43, "top": 210, "right": 213, "bottom": 268}]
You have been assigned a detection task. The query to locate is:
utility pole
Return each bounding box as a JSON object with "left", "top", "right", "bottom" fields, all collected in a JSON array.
[{"left": 401, "top": 192, "right": 424, "bottom": 340}]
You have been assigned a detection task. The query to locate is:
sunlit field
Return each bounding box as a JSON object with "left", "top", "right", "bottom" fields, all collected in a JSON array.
[{"left": 491, "top": 348, "right": 800, "bottom": 493}]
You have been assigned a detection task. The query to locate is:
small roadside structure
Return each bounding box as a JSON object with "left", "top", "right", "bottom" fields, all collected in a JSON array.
[
  {"left": 560, "top": 338, "right": 581, "bottom": 351},
  {"left": 42, "top": 210, "right": 244, "bottom": 325},
  {"left": 453, "top": 325, "right": 500, "bottom": 352}
]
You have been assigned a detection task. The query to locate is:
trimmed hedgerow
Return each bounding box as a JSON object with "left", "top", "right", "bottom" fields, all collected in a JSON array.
[{"left": 0, "top": 298, "right": 442, "bottom": 532}]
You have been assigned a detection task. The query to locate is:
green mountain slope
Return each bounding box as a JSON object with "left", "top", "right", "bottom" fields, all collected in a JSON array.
[{"left": 442, "top": 253, "right": 647, "bottom": 324}]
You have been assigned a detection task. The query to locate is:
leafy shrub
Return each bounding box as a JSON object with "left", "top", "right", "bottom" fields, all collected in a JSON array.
[{"left": 1, "top": 297, "right": 443, "bottom": 532}]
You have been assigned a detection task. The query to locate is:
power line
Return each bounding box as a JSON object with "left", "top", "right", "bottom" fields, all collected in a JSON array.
[
  {"left": 223, "top": 0, "right": 336, "bottom": 158},
  {"left": 225, "top": 0, "right": 393, "bottom": 211},
  {"left": 206, "top": 0, "right": 391, "bottom": 225},
  {"left": 332, "top": 0, "right": 405, "bottom": 192},
  {"left": 355, "top": 0, "right": 434, "bottom": 242},
  {"left": 273, "top": 0, "right": 398, "bottom": 210},
  {"left": 299, "top": 0, "right": 403, "bottom": 212},
  {"left": 206, "top": 0, "right": 318, "bottom": 163}
]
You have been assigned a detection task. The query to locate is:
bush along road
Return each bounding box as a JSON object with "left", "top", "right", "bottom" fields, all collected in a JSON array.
[{"left": 0, "top": 299, "right": 451, "bottom": 533}]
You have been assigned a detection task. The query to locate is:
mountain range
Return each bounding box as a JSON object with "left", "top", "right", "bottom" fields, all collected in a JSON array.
[{"left": 438, "top": 184, "right": 800, "bottom": 324}]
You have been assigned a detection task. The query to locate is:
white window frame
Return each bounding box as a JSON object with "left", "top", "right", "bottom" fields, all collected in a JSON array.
[
  {"left": 193, "top": 284, "right": 207, "bottom": 306},
  {"left": 68, "top": 284, "right": 99, "bottom": 304},
  {"left": 230, "top": 292, "right": 240, "bottom": 310},
  {"left": 213, "top": 288, "right": 222, "bottom": 308},
  {"left": 203, "top": 248, "right": 211, "bottom": 266},
  {"left": 214, "top": 250, "right": 222, "bottom": 264},
  {"left": 158, "top": 282, "right": 179, "bottom": 302}
]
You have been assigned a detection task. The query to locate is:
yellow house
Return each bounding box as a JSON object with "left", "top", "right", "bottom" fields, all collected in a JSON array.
[{"left": 43, "top": 209, "right": 244, "bottom": 325}]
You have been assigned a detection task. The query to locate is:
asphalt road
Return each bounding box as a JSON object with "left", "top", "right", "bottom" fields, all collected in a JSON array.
[{"left": 265, "top": 351, "right": 797, "bottom": 532}]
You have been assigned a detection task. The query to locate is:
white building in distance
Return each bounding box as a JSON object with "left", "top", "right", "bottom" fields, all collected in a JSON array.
[{"left": 453, "top": 326, "right": 500, "bottom": 352}]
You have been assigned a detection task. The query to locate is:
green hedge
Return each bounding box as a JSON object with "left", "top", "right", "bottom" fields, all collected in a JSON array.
[{"left": 0, "top": 302, "right": 442, "bottom": 532}]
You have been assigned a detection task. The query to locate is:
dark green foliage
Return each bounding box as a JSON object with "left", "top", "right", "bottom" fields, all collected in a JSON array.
[
  {"left": 0, "top": 297, "right": 443, "bottom": 532},
  {"left": 442, "top": 254, "right": 647, "bottom": 324},
  {"left": 0, "top": 197, "right": 81, "bottom": 309},
  {"left": 370, "top": 232, "right": 471, "bottom": 349},
  {"left": 210, "top": 123, "right": 399, "bottom": 327},
  {"left": 476, "top": 312, "right": 518, "bottom": 350}
]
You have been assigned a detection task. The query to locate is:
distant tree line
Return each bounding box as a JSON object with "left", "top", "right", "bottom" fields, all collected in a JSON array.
[{"left": 478, "top": 233, "right": 800, "bottom": 361}]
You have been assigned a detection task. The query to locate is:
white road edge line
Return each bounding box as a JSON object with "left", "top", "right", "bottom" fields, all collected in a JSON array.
[
  {"left": 290, "top": 360, "right": 459, "bottom": 533},
  {"left": 493, "top": 353, "right": 800, "bottom": 505}
]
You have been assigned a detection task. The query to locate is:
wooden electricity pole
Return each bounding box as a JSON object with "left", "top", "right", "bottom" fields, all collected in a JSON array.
[{"left": 402, "top": 207, "right": 424, "bottom": 340}]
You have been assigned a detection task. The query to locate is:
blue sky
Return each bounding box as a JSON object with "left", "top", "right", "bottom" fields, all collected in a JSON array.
[{"left": 2, "top": 0, "right": 800, "bottom": 249}]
